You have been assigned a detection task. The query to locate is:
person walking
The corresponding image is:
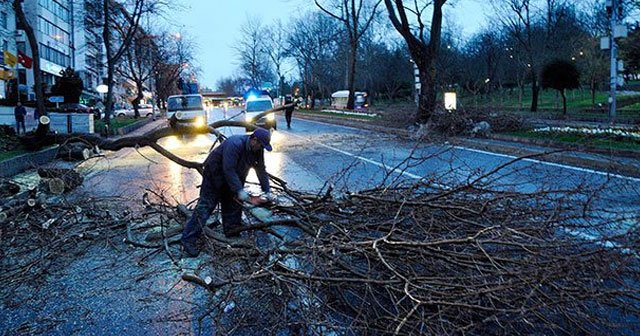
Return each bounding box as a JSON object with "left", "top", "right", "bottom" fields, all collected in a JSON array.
[
  {"left": 181, "top": 128, "right": 275, "bottom": 257},
  {"left": 284, "top": 95, "right": 294, "bottom": 129},
  {"left": 14, "top": 101, "right": 27, "bottom": 135}
]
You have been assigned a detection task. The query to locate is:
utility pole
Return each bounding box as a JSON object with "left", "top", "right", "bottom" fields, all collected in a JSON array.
[
  {"left": 606, "top": 0, "right": 626, "bottom": 124},
  {"left": 608, "top": 0, "right": 618, "bottom": 123}
]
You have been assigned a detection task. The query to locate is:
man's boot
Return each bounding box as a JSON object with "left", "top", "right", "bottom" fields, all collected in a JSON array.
[{"left": 182, "top": 241, "right": 200, "bottom": 258}]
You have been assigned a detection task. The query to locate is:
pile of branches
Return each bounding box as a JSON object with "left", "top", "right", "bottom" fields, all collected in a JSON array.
[
  {"left": 133, "top": 165, "right": 639, "bottom": 335},
  {"left": 0, "top": 191, "right": 130, "bottom": 302},
  {"left": 431, "top": 107, "right": 528, "bottom": 136}
]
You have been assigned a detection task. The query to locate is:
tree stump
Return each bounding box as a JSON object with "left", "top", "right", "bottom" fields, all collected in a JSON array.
[
  {"left": 0, "top": 181, "right": 20, "bottom": 198},
  {"left": 37, "top": 168, "right": 83, "bottom": 194}
]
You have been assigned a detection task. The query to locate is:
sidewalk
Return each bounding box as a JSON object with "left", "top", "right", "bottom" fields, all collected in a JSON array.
[
  {"left": 0, "top": 117, "right": 168, "bottom": 178},
  {"left": 293, "top": 113, "right": 640, "bottom": 178}
]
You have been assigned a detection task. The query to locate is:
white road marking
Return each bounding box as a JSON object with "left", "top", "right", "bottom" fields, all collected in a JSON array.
[
  {"left": 453, "top": 145, "right": 640, "bottom": 183},
  {"left": 292, "top": 117, "right": 640, "bottom": 183},
  {"left": 283, "top": 130, "right": 451, "bottom": 189}
]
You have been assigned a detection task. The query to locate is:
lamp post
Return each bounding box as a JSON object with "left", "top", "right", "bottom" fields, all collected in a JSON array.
[{"left": 96, "top": 84, "right": 108, "bottom": 117}]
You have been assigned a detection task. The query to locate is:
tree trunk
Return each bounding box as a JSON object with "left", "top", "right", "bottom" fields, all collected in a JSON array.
[
  {"left": 12, "top": 0, "right": 47, "bottom": 132},
  {"left": 346, "top": 44, "right": 357, "bottom": 110},
  {"left": 133, "top": 80, "right": 143, "bottom": 118},
  {"left": 530, "top": 72, "right": 539, "bottom": 112},
  {"left": 415, "top": 54, "right": 437, "bottom": 124},
  {"left": 103, "top": 0, "right": 113, "bottom": 129},
  {"left": 561, "top": 89, "right": 567, "bottom": 117}
]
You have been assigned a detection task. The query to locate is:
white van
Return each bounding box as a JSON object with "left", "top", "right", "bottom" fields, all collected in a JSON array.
[
  {"left": 243, "top": 96, "right": 276, "bottom": 130},
  {"left": 167, "top": 94, "right": 207, "bottom": 128}
]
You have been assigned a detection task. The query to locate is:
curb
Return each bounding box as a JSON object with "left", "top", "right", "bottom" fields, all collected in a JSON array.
[
  {"left": 486, "top": 134, "right": 640, "bottom": 159},
  {"left": 117, "top": 117, "right": 153, "bottom": 135},
  {"left": 0, "top": 146, "right": 59, "bottom": 178},
  {"left": 454, "top": 138, "right": 640, "bottom": 178},
  {"left": 0, "top": 118, "right": 156, "bottom": 178}
]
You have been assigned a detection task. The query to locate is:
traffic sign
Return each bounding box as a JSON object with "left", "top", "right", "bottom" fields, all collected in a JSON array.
[{"left": 49, "top": 96, "right": 64, "bottom": 103}]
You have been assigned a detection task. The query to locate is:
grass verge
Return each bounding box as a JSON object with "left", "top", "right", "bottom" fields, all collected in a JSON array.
[
  {"left": 94, "top": 116, "right": 142, "bottom": 135},
  {"left": 0, "top": 148, "right": 28, "bottom": 162}
]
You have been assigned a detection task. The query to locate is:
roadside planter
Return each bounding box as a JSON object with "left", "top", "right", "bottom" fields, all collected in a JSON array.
[{"left": 533, "top": 126, "right": 640, "bottom": 142}]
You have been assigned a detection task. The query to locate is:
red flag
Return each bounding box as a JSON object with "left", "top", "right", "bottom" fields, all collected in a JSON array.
[{"left": 17, "top": 51, "right": 32, "bottom": 69}]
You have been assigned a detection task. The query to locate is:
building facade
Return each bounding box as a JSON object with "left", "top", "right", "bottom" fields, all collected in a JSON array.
[
  {"left": 0, "top": 2, "right": 17, "bottom": 99},
  {"left": 21, "top": 0, "right": 74, "bottom": 99},
  {"left": 5, "top": 0, "right": 154, "bottom": 109}
]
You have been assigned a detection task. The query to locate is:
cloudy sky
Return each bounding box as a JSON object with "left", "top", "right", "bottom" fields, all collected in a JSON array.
[{"left": 173, "top": 0, "right": 487, "bottom": 89}]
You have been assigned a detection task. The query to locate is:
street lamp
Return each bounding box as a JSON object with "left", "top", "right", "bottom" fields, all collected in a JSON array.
[
  {"left": 96, "top": 84, "right": 108, "bottom": 94},
  {"left": 444, "top": 92, "right": 457, "bottom": 112}
]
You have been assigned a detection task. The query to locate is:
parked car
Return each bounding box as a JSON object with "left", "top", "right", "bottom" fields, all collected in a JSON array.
[
  {"left": 59, "top": 103, "right": 102, "bottom": 120},
  {"left": 114, "top": 103, "right": 159, "bottom": 118},
  {"left": 243, "top": 96, "right": 276, "bottom": 131}
]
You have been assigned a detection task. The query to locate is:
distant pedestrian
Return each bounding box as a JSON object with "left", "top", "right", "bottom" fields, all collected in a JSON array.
[
  {"left": 14, "top": 101, "right": 27, "bottom": 135},
  {"left": 284, "top": 95, "right": 294, "bottom": 129}
]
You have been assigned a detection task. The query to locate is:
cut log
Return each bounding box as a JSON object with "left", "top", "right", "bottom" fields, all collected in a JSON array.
[
  {"left": 48, "top": 178, "right": 65, "bottom": 195},
  {"left": 0, "top": 181, "right": 20, "bottom": 198},
  {"left": 56, "top": 143, "right": 93, "bottom": 161},
  {"left": 38, "top": 168, "right": 83, "bottom": 193}
]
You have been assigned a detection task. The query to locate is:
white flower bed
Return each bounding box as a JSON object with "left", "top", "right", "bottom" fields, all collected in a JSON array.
[
  {"left": 533, "top": 126, "right": 640, "bottom": 141},
  {"left": 321, "top": 109, "right": 378, "bottom": 118}
]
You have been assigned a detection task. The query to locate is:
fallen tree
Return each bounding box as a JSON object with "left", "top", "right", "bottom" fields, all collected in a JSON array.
[{"left": 2, "top": 105, "right": 639, "bottom": 334}]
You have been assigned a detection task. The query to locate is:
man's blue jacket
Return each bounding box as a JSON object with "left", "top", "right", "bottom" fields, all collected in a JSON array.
[{"left": 202, "top": 134, "right": 270, "bottom": 195}]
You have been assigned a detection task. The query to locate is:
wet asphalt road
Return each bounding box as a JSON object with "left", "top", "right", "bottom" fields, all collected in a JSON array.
[{"left": 1, "top": 107, "right": 638, "bottom": 335}]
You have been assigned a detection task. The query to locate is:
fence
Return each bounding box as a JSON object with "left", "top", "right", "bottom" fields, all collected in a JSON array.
[{"left": 0, "top": 106, "right": 94, "bottom": 133}]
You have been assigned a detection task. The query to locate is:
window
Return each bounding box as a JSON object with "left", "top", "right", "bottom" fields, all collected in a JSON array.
[
  {"left": 1, "top": 12, "right": 7, "bottom": 29},
  {"left": 2, "top": 40, "right": 7, "bottom": 52},
  {"left": 37, "top": 17, "right": 70, "bottom": 45},
  {"left": 39, "top": 43, "right": 70, "bottom": 67},
  {"left": 38, "top": 0, "right": 70, "bottom": 23}
]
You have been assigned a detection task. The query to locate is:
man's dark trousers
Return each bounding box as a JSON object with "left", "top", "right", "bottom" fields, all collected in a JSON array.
[
  {"left": 181, "top": 183, "right": 243, "bottom": 247},
  {"left": 285, "top": 108, "right": 293, "bottom": 128}
]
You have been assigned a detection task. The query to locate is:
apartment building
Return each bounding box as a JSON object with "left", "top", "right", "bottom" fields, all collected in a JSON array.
[
  {"left": 9, "top": 1, "right": 151, "bottom": 107},
  {"left": 18, "top": 0, "right": 74, "bottom": 99}
]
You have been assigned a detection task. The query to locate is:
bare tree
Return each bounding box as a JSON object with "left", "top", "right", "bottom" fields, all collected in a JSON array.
[
  {"left": 117, "top": 24, "right": 161, "bottom": 118},
  {"left": 315, "top": 0, "right": 382, "bottom": 110},
  {"left": 235, "top": 17, "right": 272, "bottom": 88},
  {"left": 263, "top": 19, "right": 290, "bottom": 97},
  {"left": 288, "top": 12, "right": 343, "bottom": 108},
  {"left": 91, "top": 0, "right": 149, "bottom": 127},
  {"left": 154, "top": 32, "right": 195, "bottom": 109},
  {"left": 216, "top": 76, "right": 245, "bottom": 97},
  {"left": 384, "top": 0, "right": 447, "bottom": 124}
]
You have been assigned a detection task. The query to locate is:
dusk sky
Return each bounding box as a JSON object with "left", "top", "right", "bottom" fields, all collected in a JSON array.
[{"left": 173, "top": 0, "right": 487, "bottom": 90}]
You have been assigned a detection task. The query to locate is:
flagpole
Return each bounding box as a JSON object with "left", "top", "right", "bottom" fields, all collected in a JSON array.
[{"left": 15, "top": 61, "right": 19, "bottom": 103}]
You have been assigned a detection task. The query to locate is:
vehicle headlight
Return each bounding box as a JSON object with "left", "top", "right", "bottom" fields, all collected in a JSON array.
[
  {"left": 194, "top": 116, "right": 205, "bottom": 128},
  {"left": 267, "top": 113, "right": 275, "bottom": 121},
  {"left": 245, "top": 114, "right": 253, "bottom": 122}
]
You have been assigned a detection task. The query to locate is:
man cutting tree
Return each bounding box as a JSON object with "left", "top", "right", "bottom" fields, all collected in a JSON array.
[{"left": 181, "top": 128, "right": 276, "bottom": 258}]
